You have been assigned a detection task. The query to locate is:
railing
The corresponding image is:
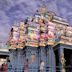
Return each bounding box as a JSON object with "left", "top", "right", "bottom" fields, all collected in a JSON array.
[{"left": 0, "top": 66, "right": 72, "bottom": 72}]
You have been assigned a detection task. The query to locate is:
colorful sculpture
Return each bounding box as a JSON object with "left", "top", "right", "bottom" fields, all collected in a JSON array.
[
  {"left": 60, "top": 53, "right": 66, "bottom": 69},
  {"left": 8, "top": 7, "right": 72, "bottom": 49}
]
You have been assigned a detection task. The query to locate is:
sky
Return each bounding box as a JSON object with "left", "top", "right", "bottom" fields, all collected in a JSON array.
[{"left": 0, "top": 0, "right": 72, "bottom": 43}]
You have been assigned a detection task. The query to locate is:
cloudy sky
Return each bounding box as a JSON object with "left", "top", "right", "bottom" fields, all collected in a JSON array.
[{"left": 0, "top": 0, "right": 72, "bottom": 43}]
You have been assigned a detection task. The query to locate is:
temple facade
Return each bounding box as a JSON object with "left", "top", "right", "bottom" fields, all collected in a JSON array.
[{"left": 0, "top": 7, "right": 72, "bottom": 72}]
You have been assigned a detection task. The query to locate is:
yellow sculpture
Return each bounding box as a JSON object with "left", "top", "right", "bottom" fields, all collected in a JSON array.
[
  {"left": 60, "top": 53, "right": 66, "bottom": 69},
  {"left": 20, "top": 22, "right": 24, "bottom": 31}
]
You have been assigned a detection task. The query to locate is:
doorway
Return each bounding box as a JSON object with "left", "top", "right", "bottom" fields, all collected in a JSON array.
[
  {"left": 0, "top": 55, "right": 9, "bottom": 65},
  {"left": 54, "top": 49, "right": 59, "bottom": 72},
  {"left": 64, "top": 49, "right": 72, "bottom": 72}
]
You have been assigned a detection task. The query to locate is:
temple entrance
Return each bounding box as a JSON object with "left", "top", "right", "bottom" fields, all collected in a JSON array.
[
  {"left": 54, "top": 48, "right": 72, "bottom": 72},
  {"left": 64, "top": 49, "right": 72, "bottom": 72},
  {"left": 0, "top": 55, "right": 9, "bottom": 65},
  {"left": 54, "top": 49, "right": 59, "bottom": 72},
  {"left": 0, "top": 55, "right": 9, "bottom": 71}
]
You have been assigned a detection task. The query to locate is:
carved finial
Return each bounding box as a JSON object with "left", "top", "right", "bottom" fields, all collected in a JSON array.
[{"left": 38, "top": 6, "right": 47, "bottom": 14}]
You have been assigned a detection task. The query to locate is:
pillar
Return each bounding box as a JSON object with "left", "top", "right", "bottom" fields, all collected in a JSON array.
[
  {"left": 25, "top": 46, "right": 38, "bottom": 72},
  {"left": 9, "top": 49, "right": 18, "bottom": 72},
  {"left": 39, "top": 46, "right": 47, "bottom": 72},
  {"left": 46, "top": 45, "right": 56, "bottom": 72},
  {"left": 58, "top": 48, "right": 66, "bottom": 72}
]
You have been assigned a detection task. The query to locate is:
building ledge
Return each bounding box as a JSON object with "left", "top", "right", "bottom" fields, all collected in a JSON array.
[{"left": 0, "top": 48, "right": 9, "bottom": 52}]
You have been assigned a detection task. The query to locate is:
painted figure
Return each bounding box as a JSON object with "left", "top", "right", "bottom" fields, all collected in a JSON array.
[
  {"left": 60, "top": 53, "right": 66, "bottom": 72},
  {"left": 40, "top": 60, "right": 45, "bottom": 72},
  {"left": 24, "top": 59, "right": 28, "bottom": 72}
]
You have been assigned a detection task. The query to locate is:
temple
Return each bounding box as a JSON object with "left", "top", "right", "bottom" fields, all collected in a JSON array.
[{"left": 0, "top": 7, "right": 72, "bottom": 72}]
